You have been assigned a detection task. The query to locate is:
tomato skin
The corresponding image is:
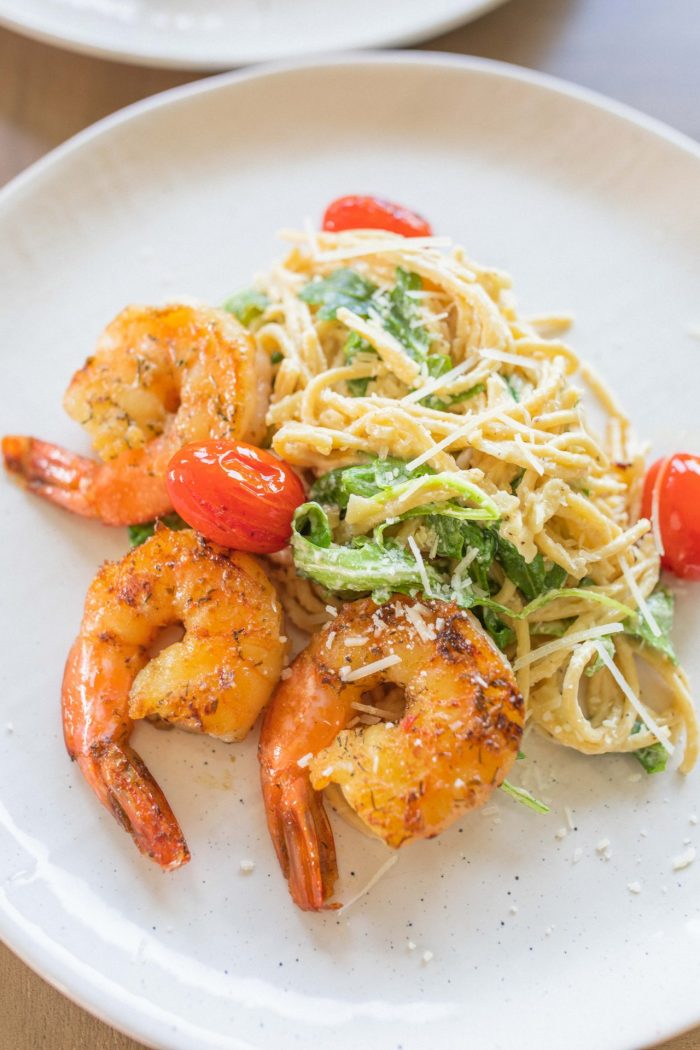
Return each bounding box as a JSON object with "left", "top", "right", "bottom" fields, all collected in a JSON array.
[
  {"left": 322, "top": 195, "right": 432, "bottom": 237},
  {"left": 641, "top": 453, "right": 700, "bottom": 580},
  {"left": 166, "top": 440, "right": 305, "bottom": 554}
]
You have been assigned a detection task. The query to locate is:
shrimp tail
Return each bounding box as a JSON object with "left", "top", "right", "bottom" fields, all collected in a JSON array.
[
  {"left": 2, "top": 434, "right": 171, "bottom": 525},
  {"left": 74, "top": 741, "right": 191, "bottom": 871},
  {"left": 264, "top": 776, "right": 338, "bottom": 911},
  {"left": 2, "top": 435, "right": 98, "bottom": 518}
]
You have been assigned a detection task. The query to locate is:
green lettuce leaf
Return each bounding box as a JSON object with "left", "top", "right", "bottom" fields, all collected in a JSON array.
[
  {"left": 494, "top": 536, "right": 568, "bottom": 601},
  {"left": 584, "top": 634, "right": 615, "bottom": 676},
  {"left": 310, "top": 457, "right": 434, "bottom": 510},
  {"left": 343, "top": 330, "right": 377, "bottom": 397},
  {"left": 530, "top": 618, "right": 575, "bottom": 638},
  {"left": 381, "top": 267, "right": 432, "bottom": 364},
  {"left": 299, "top": 268, "right": 378, "bottom": 320},
  {"left": 301, "top": 266, "right": 437, "bottom": 370},
  {"left": 223, "top": 288, "right": 270, "bottom": 326},
  {"left": 633, "top": 742, "right": 669, "bottom": 774},
  {"left": 495, "top": 536, "right": 546, "bottom": 601},
  {"left": 345, "top": 472, "right": 501, "bottom": 531},
  {"left": 127, "top": 512, "right": 189, "bottom": 547},
  {"left": 420, "top": 382, "right": 486, "bottom": 412},
  {"left": 624, "top": 586, "right": 677, "bottom": 665},
  {"left": 482, "top": 608, "right": 516, "bottom": 650},
  {"left": 292, "top": 502, "right": 442, "bottom": 595}
]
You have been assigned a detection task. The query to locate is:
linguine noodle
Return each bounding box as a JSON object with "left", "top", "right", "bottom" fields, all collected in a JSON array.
[{"left": 243, "top": 228, "right": 697, "bottom": 772}]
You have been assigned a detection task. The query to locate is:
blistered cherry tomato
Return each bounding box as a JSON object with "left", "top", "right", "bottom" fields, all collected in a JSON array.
[
  {"left": 322, "top": 195, "right": 432, "bottom": 237},
  {"left": 166, "top": 440, "right": 305, "bottom": 553},
  {"left": 640, "top": 453, "right": 700, "bottom": 580}
]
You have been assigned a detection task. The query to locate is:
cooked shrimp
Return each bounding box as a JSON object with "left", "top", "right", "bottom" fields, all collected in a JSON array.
[
  {"left": 63, "top": 526, "right": 285, "bottom": 869},
  {"left": 3, "top": 304, "right": 270, "bottom": 525},
  {"left": 259, "top": 595, "right": 524, "bottom": 911}
]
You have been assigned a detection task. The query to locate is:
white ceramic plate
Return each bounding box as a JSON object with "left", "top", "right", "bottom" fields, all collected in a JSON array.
[
  {"left": 0, "top": 0, "right": 507, "bottom": 69},
  {"left": 1, "top": 54, "right": 699, "bottom": 1050}
]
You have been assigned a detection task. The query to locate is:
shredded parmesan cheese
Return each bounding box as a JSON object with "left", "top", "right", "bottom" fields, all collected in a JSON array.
[
  {"left": 401, "top": 356, "right": 477, "bottom": 404},
  {"left": 407, "top": 535, "right": 431, "bottom": 595},
  {"left": 351, "top": 700, "right": 399, "bottom": 720},
  {"left": 450, "top": 547, "right": 478, "bottom": 588},
  {"left": 479, "top": 348, "right": 541, "bottom": 370},
  {"left": 514, "top": 433, "right": 545, "bottom": 475},
  {"left": 592, "top": 641, "right": 674, "bottom": 754},
  {"left": 342, "top": 654, "right": 401, "bottom": 683},
  {"left": 671, "top": 846, "right": 696, "bottom": 871},
  {"left": 513, "top": 623, "right": 625, "bottom": 671},
  {"left": 620, "top": 557, "right": 661, "bottom": 637},
  {"left": 339, "top": 853, "right": 398, "bottom": 914},
  {"left": 404, "top": 603, "right": 436, "bottom": 642}
]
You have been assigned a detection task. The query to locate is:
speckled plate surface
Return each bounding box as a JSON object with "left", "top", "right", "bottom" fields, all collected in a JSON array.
[
  {"left": 0, "top": 0, "right": 507, "bottom": 69},
  {"left": 1, "top": 55, "right": 699, "bottom": 1050}
]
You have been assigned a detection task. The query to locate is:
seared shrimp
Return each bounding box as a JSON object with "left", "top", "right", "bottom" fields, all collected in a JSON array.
[
  {"left": 63, "top": 526, "right": 285, "bottom": 869},
  {"left": 259, "top": 596, "right": 524, "bottom": 910},
  {"left": 3, "top": 304, "right": 270, "bottom": 525}
]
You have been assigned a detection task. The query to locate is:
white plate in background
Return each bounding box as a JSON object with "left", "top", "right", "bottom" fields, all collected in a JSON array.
[
  {"left": 0, "top": 0, "right": 507, "bottom": 69},
  {"left": 1, "top": 55, "right": 699, "bottom": 1050}
]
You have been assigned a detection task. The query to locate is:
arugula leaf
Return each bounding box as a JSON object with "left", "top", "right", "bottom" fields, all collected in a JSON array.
[
  {"left": 426, "top": 353, "right": 453, "bottom": 378},
  {"left": 223, "top": 288, "right": 270, "bottom": 326},
  {"left": 310, "top": 457, "right": 434, "bottom": 510},
  {"left": 347, "top": 377, "right": 371, "bottom": 397},
  {"left": 299, "top": 269, "right": 377, "bottom": 320},
  {"left": 482, "top": 608, "right": 516, "bottom": 650},
  {"left": 500, "top": 780, "right": 550, "bottom": 814},
  {"left": 504, "top": 375, "right": 521, "bottom": 402},
  {"left": 343, "top": 330, "right": 376, "bottom": 397},
  {"left": 633, "top": 742, "right": 669, "bottom": 774},
  {"left": 424, "top": 518, "right": 497, "bottom": 593},
  {"left": 494, "top": 536, "right": 568, "bottom": 601},
  {"left": 427, "top": 517, "right": 496, "bottom": 563},
  {"left": 421, "top": 382, "right": 485, "bottom": 412},
  {"left": 301, "top": 266, "right": 438, "bottom": 376},
  {"left": 292, "top": 502, "right": 442, "bottom": 595},
  {"left": 345, "top": 473, "right": 501, "bottom": 532},
  {"left": 495, "top": 535, "right": 546, "bottom": 602},
  {"left": 295, "top": 501, "right": 332, "bottom": 547},
  {"left": 127, "top": 512, "right": 189, "bottom": 547},
  {"left": 544, "top": 563, "right": 568, "bottom": 589},
  {"left": 624, "top": 587, "right": 678, "bottom": 665},
  {"left": 381, "top": 267, "right": 432, "bottom": 364}
]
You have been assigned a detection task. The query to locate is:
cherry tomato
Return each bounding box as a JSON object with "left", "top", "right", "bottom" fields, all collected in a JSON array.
[
  {"left": 640, "top": 453, "right": 700, "bottom": 580},
  {"left": 322, "top": 195, "right": 432, "bottom": 237},
  {"left": 166, "top": 440, "right": 305, "bottom": 553}
]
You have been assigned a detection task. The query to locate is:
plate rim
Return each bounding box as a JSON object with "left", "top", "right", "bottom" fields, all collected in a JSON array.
[
  {"left": 2, "top": 50, "right": 700, "bottom": 215},
  {"left": 0, "top": 0, "right": 508, "bottom": 71},
  {"left": 2, "top": 50, "right": 700, "bottom": 1050}
]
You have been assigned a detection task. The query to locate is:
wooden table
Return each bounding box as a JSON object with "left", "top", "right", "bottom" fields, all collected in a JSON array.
[{"left": 1, "top": 1, "right": 699, "bottom": 1046}]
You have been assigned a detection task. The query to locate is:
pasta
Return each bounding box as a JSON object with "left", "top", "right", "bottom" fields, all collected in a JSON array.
[{"left": 241, "top": 227, "right": 697, "bottom": 772}]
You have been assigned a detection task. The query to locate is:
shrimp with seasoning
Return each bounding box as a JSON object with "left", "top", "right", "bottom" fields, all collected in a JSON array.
[
  {"left": 63, "top": 526, "right": 285, "bottom": 869},
  {"left": 258, "top": 595, "right": 524, "bottom": 911},
  {"left": 3, "top": 304, "right": 270, "bottom": 525}
]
